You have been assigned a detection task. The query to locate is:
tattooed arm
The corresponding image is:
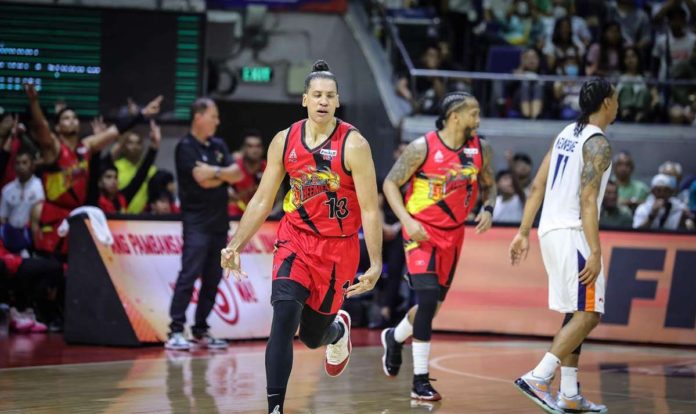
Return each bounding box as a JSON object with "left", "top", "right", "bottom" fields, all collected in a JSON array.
[
  {"left": 579, "top": 134, "right": 612, "bottom": 285},
  {"left": 383, "top": 137, "right": 428, "bottom": 241},
  {"left": 475, "top": 138, "right": 497, "bottom": 234}
]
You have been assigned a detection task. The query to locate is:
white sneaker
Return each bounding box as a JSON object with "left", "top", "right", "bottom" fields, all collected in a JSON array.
[
  {"left": 10, "top": 307, "right": 34, "bottom": 333},
  {"left": 165, "top": 332, "right": 192, "bottom": 350},
  {"left": 23, "top": 308, "right": 47, "bottom": 333},
  {"left": 324, "top": 310, "right": 351, "bottom": 377},
  {"left": 556, "top": 392, "right": 608, "bottom": 413}
]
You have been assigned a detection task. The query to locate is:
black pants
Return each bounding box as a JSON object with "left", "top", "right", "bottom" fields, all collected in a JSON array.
[
  {"left": 378, "top": 234, "right": 406, "bottom": 310},
  {"left": 169, "top": 228, "right": 227, "bottom": 336},
  {"left": 0, "top": 257, "right": 64, "bottom": 319}
]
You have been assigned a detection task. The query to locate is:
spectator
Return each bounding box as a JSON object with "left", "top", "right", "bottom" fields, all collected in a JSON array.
[
  {"left": 502, "top": 0, "right": 545, "bottom": 47},
  {"left": 0, "top": 238, "right": 64, "bottom": 333},
  {"left": 228, "top": 130, "right": 267, "bottom": 217},
  {"left": 492, "top": 169, "right": 525, "bottom": 222},
  {"left": 634, "top": 173, "right": 694, "bottom": 230},
  {"left": 575, "top": 0, "right": 608, "bottom": 39},
  {"left": 652, "top": 6, "right": 696, "bottom": 81},
  {"left": 0, "top": 114, "right": 37, "bottom": 188},
  {"left": 552, "top": 47, "right": 583, "bottom": 119},
  {"left": 508, "top": 151, "right": 534, "bottom": 194},
  {"left": 97, "top": 121, "right": 160, "bottom": 214},
  {"left": 613, "top": 151, "right": 650, "bottom": 211},
  {"left": 607, "top": 0, "right": 652, "bottom": 51},
  {"left": 112, "top": 130, "right": 158, "bottom": 214},
  {"left": 545, "top": 16, "right": 585, "bottom": 71},
  {"left": 689, "top": 179, "right": 696, "bottom": 214},
  {"left": 617, "top": 46, "right": 651, "bottom": 122},
  {"left": 600, "top": 180, "right": 634, "bottom": 228},
  {"left": 658, "top": 160, "right": 689, "bottom": 203},
  {"left": 396, "top": 43, "right": 453, "bottom": 114},
  {"left": 0, "top": 149, "right": 44, "bottom": 253},
  {"left": 148, "top": 190, "right": 175, "bottom": 215},
  {"left": 148, "top": 170, "right": 180, "bottom": 213},
  {"left": 548, "top": 0, "right": 592, "bottom": 48},
  {"left": 668, "top": 43, "right": 696, "bottom": 124},
  {"left": 586, "top": 21, "right": 624, "bottom": 77},
  {"left": 511, "top": 48, "right": 545, "bottom": 119}
]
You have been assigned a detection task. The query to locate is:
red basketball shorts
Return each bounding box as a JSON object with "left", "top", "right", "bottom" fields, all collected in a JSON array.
[
  {"left": 403, "top": 221, "right": 465, "bottom": 290},
  {"left": 271, "top": 218, "right": 360, "bottom": 315}
]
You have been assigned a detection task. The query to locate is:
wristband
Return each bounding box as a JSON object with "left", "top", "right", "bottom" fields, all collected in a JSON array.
[{"left": 483, "top": 205, "right": 494, "bottom": 214}]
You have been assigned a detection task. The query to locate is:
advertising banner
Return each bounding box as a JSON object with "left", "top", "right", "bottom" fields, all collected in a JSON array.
[
  {"left": 89, "top": 219, "right": 279, "bottom": 343},
  {"left": 206, "top": 0, "right": 347, "bottom": 13},
  {"left": 435, "top": 227, "right": 696, "bottom": 346}
]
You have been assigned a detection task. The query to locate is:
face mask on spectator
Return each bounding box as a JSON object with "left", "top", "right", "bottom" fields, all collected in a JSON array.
[
  {"left": 553, "top": 6, "right": 567, "bottom": 19},
  {"left": 517, "top": 2, "right": 529, "bottom": 16},
  {"left": 565, "top": 64, "right": 579, "bottom": 76}
]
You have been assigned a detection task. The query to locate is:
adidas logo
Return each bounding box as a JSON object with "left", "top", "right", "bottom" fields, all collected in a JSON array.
[
  {"left": 434, "top": 150, "right": 444, "bottom": 163},
  {"left": 288, "top": 148, "right": 297, "bottom": 163}
]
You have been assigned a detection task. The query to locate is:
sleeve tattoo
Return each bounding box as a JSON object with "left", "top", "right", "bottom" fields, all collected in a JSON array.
[
  {"left": 480, "top": 139, "right": 497, "bottom": 207},
  {"left": 581, "top": 135, "right": 612, "bottom": 192},
  {"left": 385, "top": 139, "right": 426, "bottom": 187}
]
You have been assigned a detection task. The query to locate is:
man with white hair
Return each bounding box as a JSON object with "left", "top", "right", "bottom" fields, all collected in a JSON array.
[{"left": 633, "top": 174, "right": 694, "bottom": 230}]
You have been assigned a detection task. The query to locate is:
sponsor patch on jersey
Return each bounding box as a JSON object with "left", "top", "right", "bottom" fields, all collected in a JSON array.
[
  {"left": 319, "top": 148, "right": 337, "bottom": 160},
  {"left": 288, "top": 148, "right": 298, "bottom": 163},
  {"left": 463, "top": 148, "right": 479, "bottom": 155},
  {"left": 434, "top": 150, "right": 444, "bottom": 163}
]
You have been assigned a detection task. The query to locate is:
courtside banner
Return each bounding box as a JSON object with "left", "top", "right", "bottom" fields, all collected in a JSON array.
[
  {"left": 435, "top": 226, "right": 696, "bottom": 346},
  {"left": 87, "top": 219, "right": 278, "bottom": 343}
]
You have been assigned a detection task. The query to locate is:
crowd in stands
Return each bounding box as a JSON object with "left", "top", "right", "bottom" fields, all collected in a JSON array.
[{"left": 376, "top": 0, "right": 696, "bottom": 124}]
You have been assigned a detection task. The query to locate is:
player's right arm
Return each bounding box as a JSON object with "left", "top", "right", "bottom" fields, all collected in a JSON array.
[
  {"left": 221, "top": 129, "right": 288, "bottom": 280},
  {"left": 578, "top": 135, "right": 612, "bottom": 285},
  {"left": 382, "top": 137, "right": 429, "bottom": 241},
  {"left": 24, "top": 84, "right": 59, "bottom": 162},
  {"left": 509, "top": 146, "right": 552, "bottom": 265}
]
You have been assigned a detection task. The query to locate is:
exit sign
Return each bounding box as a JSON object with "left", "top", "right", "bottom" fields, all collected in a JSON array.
[{"left": 240, "top": 66, "right": 273, "bottom": 83}]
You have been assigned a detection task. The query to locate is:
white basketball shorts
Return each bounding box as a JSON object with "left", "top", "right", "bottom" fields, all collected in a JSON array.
[{"left": 539, "top": 228, "right": 605, "bottom": 314}]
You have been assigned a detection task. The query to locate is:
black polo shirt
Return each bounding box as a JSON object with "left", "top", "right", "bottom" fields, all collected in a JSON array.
[{"left": 175, "top": 133, "right": 232, "bottom": 232}]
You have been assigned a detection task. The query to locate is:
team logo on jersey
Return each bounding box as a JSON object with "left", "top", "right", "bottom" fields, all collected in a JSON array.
[
  {"left": 288, "top": 167, "right": 340, "bottom": 207},
  {"left": 434, "top": 150, "right": 444, "bottom": 163},
  {"left": 426, "top": 163, "right": 478, "bottom": 200},
  {"left": 214, "top": 150, "right": 224, "bottom": 164},
  {"left": 319, "top": 148, "right": 337, "bottom": 161},
  {"left": 463, "top": 148, "right": 479, "bottom": 155},
  {"left": 288, "top": 148, "right": 298, "bottom": 163}
]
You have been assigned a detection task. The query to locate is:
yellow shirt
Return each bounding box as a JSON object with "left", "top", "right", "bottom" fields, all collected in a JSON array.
[{"left": 115, "top": 158, "right": 157, "bottom": 214}]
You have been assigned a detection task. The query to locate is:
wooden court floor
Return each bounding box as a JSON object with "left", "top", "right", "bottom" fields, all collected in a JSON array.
[{"left": 1, "top": 331, "right": 695, "bottom": 413}]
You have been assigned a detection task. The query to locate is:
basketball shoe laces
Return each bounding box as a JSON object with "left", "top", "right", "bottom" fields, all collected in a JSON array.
[{"left": 326, "top": 326, "right": 348, "bottom": 364}]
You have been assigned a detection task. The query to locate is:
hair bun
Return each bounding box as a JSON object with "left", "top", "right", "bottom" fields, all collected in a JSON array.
[{"left": 312, "top": 60, "right": 330, "bottom": 73}]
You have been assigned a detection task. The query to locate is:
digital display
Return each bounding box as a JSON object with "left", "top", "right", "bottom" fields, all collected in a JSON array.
[{"left": 0, "top": 3, "right": 204, "bottom": 120}]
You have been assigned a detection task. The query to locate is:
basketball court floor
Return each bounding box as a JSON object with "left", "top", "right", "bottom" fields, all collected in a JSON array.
[{"left": 1, "top": 330, "right": 694, "bottom": 413}]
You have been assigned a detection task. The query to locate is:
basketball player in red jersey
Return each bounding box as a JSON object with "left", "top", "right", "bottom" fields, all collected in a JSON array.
[
  {"left": 220, "top": 61, "right": 382, "bottom": 414},
  {"left": 381, "top": 92, "right": 497, "bottom": 401},
  {"left": 25, "top": 84, "right": 161, "bottom": 256}
]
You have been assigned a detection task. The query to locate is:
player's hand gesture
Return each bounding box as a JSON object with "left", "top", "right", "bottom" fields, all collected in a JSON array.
[
  {"left": 404, "top": 218, "right": 429, "bottom": 242},
  {"left": 579, "top": 253, "right": 601, "bottom": 285},
  {"left": 149, "top": 119, "right": 161, "bottom": 149},
  {"left": 509, "top": 232, "right": 529, "bottom": 265},
  {"left": 475, "top": 208, "right": 493, "bottom": 234},
  {"left": 220, "top": 246, "right": 247, "bottom": 281},
  {"left": 346, "top": 265, "right": 381, "bottom": 298},
  {"left": 24, "top": 83, "right": 39, "bottom": 101}
]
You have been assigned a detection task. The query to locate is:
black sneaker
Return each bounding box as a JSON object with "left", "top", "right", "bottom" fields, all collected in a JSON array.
[
  {"left": 381, "top": 327, "right": 403, "bottom": 377},
  {"left": 411, "top": 374, "right": 442, "bottom": 401}
]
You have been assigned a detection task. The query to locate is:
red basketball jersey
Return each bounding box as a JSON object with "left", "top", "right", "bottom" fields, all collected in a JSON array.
[
  {"left": 404, "top": 130, "right": 483, "bottom": 229},
  {"left": 41, "top": 139, "right": 91, "bottom": 210},
  {"left": 282, "top": 119, "right": 361, "bottom": 237}
]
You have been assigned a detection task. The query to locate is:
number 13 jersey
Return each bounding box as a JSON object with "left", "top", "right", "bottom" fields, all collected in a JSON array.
[{"left": 282, "top": 119, "right": 361, "bottom": 237}]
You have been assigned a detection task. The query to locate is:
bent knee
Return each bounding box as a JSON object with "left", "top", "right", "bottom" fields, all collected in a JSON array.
[{"left": 299, "top": 333, "right": 323, "bottom": 349}]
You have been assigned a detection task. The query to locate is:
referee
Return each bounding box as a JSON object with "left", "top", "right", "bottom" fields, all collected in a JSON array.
[{"left": 166, "top": 97, "right": 242, "bottom": 350}]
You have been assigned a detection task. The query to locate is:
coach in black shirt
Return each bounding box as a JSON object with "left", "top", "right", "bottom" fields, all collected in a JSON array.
[{"left": 166, "top": 98, "right": 242, "bottom": 350}]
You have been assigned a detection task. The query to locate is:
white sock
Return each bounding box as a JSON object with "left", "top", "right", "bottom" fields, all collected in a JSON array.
[
  {"left": 393, "top": 316, "right": 413, "bottom": 343},
  {"left": 532, "top": 352, "right": 560, "bottom": 379},
  {"left": 560, "top": 366, "right": 579, "bottom": 397},
  {"left": 412, "top": 341, "right": 430, "bottom": 375}
]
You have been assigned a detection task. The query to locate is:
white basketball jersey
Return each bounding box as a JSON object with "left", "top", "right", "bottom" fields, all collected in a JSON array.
[{"left": 538, "top": 123, "right": 611, "bottom": 237}]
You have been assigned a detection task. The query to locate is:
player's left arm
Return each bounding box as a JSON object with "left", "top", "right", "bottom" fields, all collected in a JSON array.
[
  {"left": 579, "top": 134, "right": 612, "bottom": 286},
  {"left": 344, "top": 131, "right": 383, "bottom": 298},
  {"left": 475, "top": 138, "right": 497, "bottom": 234}
]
